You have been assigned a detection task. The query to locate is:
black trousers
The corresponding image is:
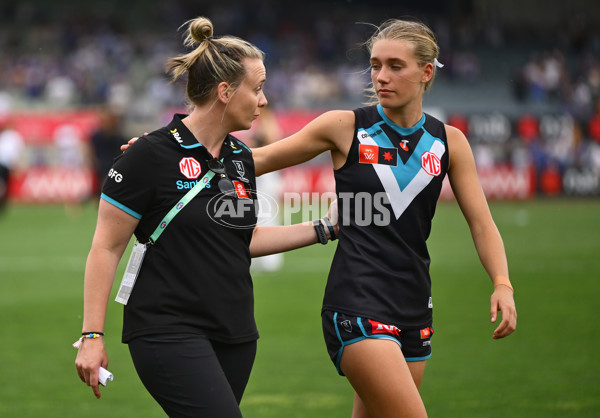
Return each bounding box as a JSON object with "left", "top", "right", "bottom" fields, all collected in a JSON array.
[{"left": 128, "top": 334, "right": 257, "bottom": 417}]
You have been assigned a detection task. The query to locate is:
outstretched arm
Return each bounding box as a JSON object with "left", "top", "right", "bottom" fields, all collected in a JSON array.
[
  {"left": 121, "top": 110, "right": 355, "bottom": 175},
  {"left": 252, "top": 110, "right": 355, "bottom": 176},
  {"left": 75, "top": 200, "right": 139, "bottom": 398},
  {"left": 446, "top": 125, "right": 517, "bottom": 339},
  {"left": 250, "top": 200, "right": 338, "bottom": 257}
]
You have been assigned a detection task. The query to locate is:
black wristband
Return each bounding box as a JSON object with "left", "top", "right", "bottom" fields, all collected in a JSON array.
[
  {"left": 313, "top": 219, "right": 328, "bottom": 245},
  {"left": 322, "top": 216, "right": 336, "bottom": 241}
]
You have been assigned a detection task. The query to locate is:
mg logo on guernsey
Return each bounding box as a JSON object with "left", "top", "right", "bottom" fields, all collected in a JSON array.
[
  {"left": 179, "top": 157, "right": 201, "bottom": 179},
  {"left": 421, "top": 151, "right": 441, "bottom": 176},
  {"left": 368, "top": 319, "right": 400, "bottom": 336}
]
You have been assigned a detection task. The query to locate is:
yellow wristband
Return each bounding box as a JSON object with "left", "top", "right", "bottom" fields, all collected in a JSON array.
[{"left": 493, "top": 276, "right": 513, "bottom": 292}]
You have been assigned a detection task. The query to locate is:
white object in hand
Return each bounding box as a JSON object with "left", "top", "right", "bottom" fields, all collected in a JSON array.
[{"left": 99, "top": 367, "right": 114, "bottom": 386}]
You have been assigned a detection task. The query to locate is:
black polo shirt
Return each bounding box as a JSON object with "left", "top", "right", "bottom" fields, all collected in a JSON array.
[{"left": 101, "top": 114, "right": 259, "bottom": 344}]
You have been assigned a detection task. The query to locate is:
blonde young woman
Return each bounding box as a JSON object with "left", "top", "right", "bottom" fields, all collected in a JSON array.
[
  {"left": 74, "top": 17, "right": 337, "bottom": 417},
  {"left": 252, "top": 19, "right": 517, "bottom": 417},
  {"left": 121, "top": 18, "right": 517, "bottom": 417}
]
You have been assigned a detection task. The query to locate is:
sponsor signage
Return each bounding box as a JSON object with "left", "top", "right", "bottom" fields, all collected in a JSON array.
[{"left": 4, "top": 110, "right": 599, "bottom": 203}]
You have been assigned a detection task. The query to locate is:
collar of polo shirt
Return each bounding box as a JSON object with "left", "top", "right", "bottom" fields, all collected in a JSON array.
[{"left": 168, "top": 113, "right": 239, "bottom": 159}]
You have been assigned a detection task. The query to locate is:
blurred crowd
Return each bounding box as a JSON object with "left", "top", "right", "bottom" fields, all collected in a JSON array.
[
  {"left": 0, "top": 0, "right": 379, "bottom": 116},
  {"left": 514, "top": 45, "right": 600, "bottom": 121},
  {"left": 0, "top": 0, "right": 597, "bottom": 118}
]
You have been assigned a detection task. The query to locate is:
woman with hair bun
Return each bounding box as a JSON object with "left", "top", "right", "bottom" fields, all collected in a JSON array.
[{"left": 74, "top": 17, "right": 338, "bottom": 417}]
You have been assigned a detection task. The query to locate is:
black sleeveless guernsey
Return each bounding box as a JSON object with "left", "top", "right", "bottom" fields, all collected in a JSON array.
[{"left": 322, "top": 105, "right": 449, "bottom": 328}]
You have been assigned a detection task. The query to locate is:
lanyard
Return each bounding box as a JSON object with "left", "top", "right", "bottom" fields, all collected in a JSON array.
[{"left": 148, "top": 163, "right": 219, "bottom": 244}]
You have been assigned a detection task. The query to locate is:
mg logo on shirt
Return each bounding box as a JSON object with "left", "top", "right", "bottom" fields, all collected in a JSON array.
[
  {"left": 421, "top": 151, "right": 441, "bottom": 176},
  {"left": 179, "top": 157, "right": 201, "bottom": 179}
]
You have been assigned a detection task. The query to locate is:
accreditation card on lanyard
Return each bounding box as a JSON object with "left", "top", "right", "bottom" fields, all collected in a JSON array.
[
  {"left": 114, "top": 166, "right": 218, "bottom": 305},
  {"left": 114, "top": 241, "right": 147, "bottom": 304}
]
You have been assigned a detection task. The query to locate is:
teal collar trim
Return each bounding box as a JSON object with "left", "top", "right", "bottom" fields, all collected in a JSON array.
[
  {"left": 169, "top": 114, "right": 206, "bottom": 149},
  {"left": 180, "top": 142, "right": 204, "bottom": 149},
  {"left": 376, "top": 104, "right": 425, "bottom": 136},
  {"left": 169, "top": 114, "right": 232, "bottom": 158}
]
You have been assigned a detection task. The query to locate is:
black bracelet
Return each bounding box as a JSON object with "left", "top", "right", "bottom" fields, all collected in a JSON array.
[
  {"left": 322, "top": 216, "right": 336, "bottom": 241},
  {"left": 313, "top": 219, "right": 328, "bottom": 245}
]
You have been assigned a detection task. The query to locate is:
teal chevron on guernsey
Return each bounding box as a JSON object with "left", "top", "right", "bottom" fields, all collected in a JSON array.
[{"left": 357, "top": 123, "right": 446, "bottom": 219}]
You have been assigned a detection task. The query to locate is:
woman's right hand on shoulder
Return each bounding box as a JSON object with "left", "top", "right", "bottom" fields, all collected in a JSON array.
[
  {"left": 120, "top": 132, "right": 148, "bottom": 152},
  {"left": 75, "top": 338, "right": 108, "bottom": 399}
]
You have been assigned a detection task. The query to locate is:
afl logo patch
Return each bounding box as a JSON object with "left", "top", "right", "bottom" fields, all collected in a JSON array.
[
  {"left": 359, "top": 144, "right": 398, "bottom": 166},
  {"left": 359, "top": 144, "right": 378, "bottom": 164},
  {"left": 179, "top": 157, "right": 202, "bottom": 179}
]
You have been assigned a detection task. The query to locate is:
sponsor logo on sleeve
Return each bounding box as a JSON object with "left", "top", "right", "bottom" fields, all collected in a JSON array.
[{"left": 107, "top": 168, "right": 123, "bottom": 183}]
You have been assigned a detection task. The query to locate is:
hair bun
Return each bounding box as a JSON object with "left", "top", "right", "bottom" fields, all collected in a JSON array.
[{"left": 184, "top": 17, "right": 214, "bottom": 47}]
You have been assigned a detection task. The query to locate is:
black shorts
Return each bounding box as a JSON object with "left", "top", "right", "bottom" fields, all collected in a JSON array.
[{"left": 322, "top": 310, "right": 433, "bottom": 376}]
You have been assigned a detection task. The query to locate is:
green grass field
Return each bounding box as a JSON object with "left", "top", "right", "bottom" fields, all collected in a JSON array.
[{"left": 0, "top": 199, "right": 599, "bottom": 417}]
